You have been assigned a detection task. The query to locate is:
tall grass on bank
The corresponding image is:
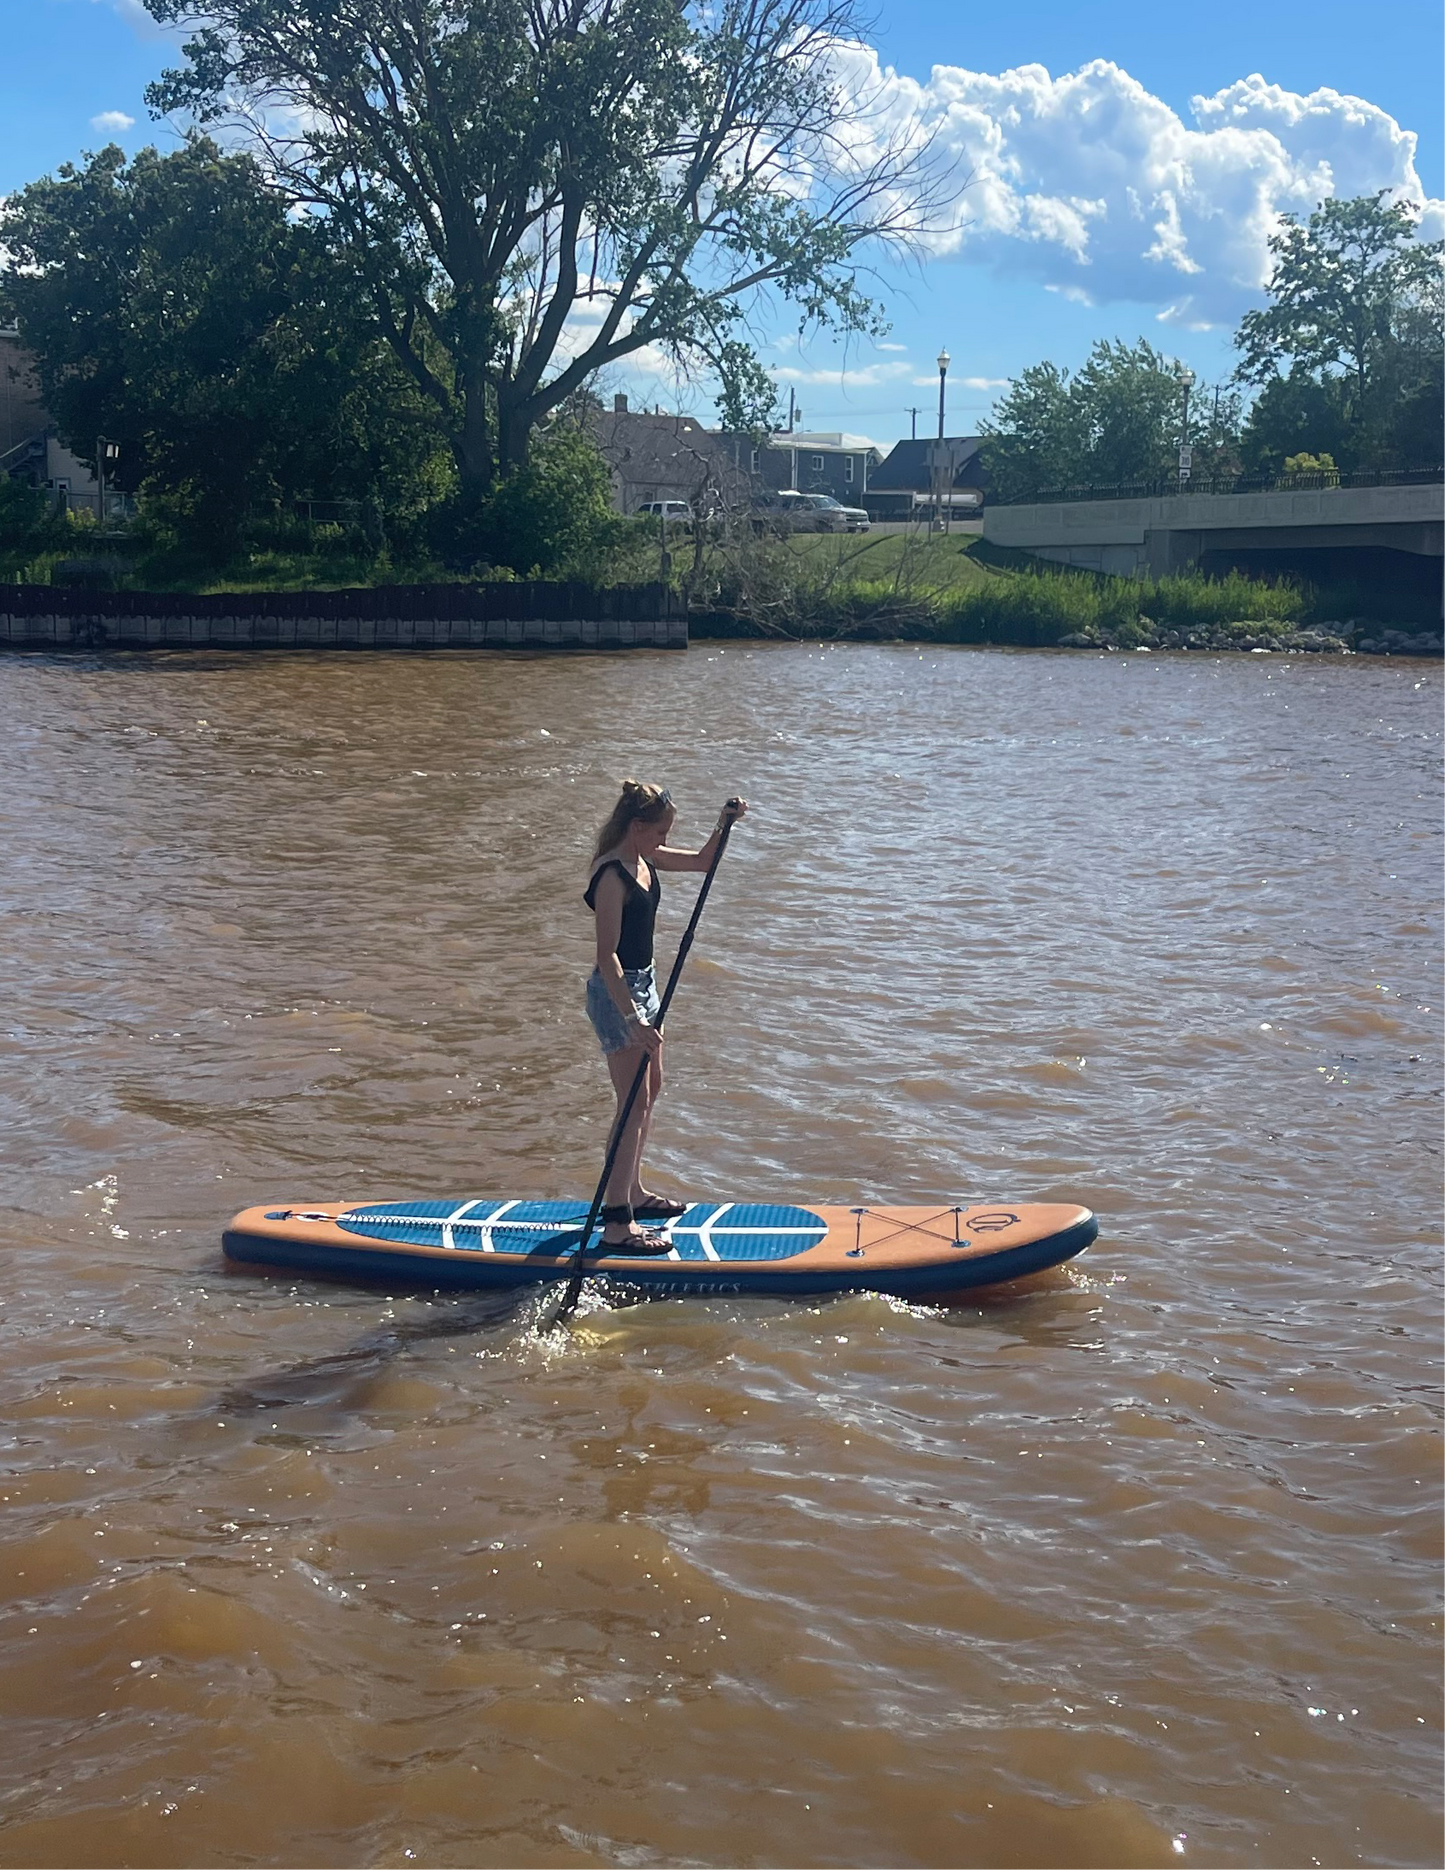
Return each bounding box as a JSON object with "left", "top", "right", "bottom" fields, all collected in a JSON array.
[
  {"left": 695, "top": 533, "right": 1376, "bottom": 643},
  {"left": 933, "top": 568, "right": 1304, "bottom": 646}
]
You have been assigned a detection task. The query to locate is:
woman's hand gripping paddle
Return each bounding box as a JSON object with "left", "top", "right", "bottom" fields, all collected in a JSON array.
[{"left": 543, "top": 799, "right": 745, "bottom": 1330}]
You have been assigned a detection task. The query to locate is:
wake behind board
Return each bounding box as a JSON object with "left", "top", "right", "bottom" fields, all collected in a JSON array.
[{"left": 222, "top": 1199, "right": 1096, "bottom": 1303}]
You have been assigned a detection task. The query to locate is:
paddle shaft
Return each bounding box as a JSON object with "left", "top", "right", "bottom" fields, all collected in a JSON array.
[{"left": 554, "top": 801, "right": 742, "bottom": 1321}]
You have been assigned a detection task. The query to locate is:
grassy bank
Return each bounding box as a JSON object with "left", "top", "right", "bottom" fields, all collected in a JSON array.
[
  {"left": 695, "top": 532, "right": 1441, "bottom": 653},
  {"left": 8, "top": 515, "right": 1438, "bottom": 655}
]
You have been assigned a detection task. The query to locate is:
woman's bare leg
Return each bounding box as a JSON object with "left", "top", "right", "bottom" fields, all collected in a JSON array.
[
  {"left": 628, "top": 1052, "right": 665, "bottom": 1203},
  {"left": 604, "top": 1044, "right": 654, "bottom": 1232}
]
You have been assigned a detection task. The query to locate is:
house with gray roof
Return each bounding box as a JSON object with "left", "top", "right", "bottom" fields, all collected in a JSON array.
[
  {"left": 865, "top": 435, "right": 988, "bottom": 519},
  {"left": 589, "top": 396, "right": 748, "bottom": 514}
]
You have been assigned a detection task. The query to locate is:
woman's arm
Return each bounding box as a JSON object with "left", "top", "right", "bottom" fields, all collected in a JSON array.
[{"left": 652, "top": 798, "right": 748, "bottom": 872}]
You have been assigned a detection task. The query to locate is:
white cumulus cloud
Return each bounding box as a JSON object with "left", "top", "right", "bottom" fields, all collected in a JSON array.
[
  {"left": 830, "top": 51, "right": 1443, "bottom": 327},
  {"left": 95, "top": 0, "right": 167, "bottom": 34},
  {"left": 774, "top": 359, "right": 915, "bottom": 388},
  {"left": 90, "top": 111, "right": 136, "bottom": 135}
]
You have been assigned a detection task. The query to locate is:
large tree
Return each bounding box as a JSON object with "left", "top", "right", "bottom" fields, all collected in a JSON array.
[
  {"left": 1235, "top": 192, "right": 1444, "bottom": 470},
  {"left": 973, "top": 360, "right": 1083, "bottom": 501},
  {"left": 142, "top": 0, "right": 940, "bottom": 503},
  {"left": 980, "top": 340, "right": 1237, "bottom": 499},
  {"left": 0, "top": 138, "right": 448, "bottom": 555}
]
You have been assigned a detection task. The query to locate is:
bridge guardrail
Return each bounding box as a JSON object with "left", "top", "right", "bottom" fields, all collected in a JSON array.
[{"left": 995, "top": 467, "right": 1444, "bottom": 505}]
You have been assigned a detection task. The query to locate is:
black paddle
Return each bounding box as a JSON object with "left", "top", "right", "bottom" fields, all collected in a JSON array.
[{"left": 546, "top": 797, "right": 744, "bottom": 1328}]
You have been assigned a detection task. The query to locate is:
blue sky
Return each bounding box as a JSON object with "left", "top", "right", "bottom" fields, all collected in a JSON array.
[{"left": 3, "top": 0, "right": 1441, "bottom": 447}]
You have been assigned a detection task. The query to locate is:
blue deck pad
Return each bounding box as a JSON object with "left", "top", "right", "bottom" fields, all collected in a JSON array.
[
  {"left": 663, "top": 1203, "right": 828, "bottom": 1262},
  {"left": 335, "top": 1199, "right": 828, "bottom": 1262}
]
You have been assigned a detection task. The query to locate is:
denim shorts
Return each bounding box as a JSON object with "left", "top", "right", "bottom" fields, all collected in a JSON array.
[{"left": 586, "top": 964, "right": 660, "bottom": 1055}]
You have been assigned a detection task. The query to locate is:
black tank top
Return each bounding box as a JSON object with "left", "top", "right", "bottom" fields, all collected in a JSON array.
[{"left": 584, "top": 859, "right": 660, "bottom": 970}]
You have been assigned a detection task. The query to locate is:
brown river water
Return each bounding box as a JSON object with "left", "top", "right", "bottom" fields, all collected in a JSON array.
[{"left": 0, "top": 642, "right": 1440, "bottom": 1870}]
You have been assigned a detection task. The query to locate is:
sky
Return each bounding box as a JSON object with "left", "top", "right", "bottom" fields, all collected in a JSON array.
[{"left": 2, "top": 0, "right": 1441, "bottom": 449}]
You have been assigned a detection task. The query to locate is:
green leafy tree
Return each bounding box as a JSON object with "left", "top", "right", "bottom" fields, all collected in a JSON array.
[
  {"left": 0, "top": 475, "right": 70, "bottom": 576},
  {"left": 1070, "top": 340, "right": 1186, "bottom": 485},
  {"left": 981, "top": 340, "right": 1228, "bottom": 497},
  {"left": 463, "top": 422, "right": 627, "bottom": 575},
  {"left": 142, "top": 0, "right": 944, "bottom": 510},
  {"left": 1236, "top": 192, "right": 1444, "bottom": 470},
  {"left": 975, "top": 361, "right": 1083, "bottom": 499},
  {"left": 713, "top": 344, "right": 783, "bottom": 441},
  {"left": 1189, "top": 380, "right": 1247, "bottom": 481},
  {"left": 0, "top": 139, "right": 448, "bottom": 561},
  {"left": 1385, "top": 351, "right": 1445, "bottom": 467},
  {"left": 1237, "top": 370, "right": 1351, "bottom": 474}
]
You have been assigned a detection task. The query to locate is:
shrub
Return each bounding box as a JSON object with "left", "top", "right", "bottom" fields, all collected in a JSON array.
[
  {"left": 447, "top": 426, "right": 631, "bottom": 577},
  {"left": 1282, "top": 451, "right": 1339, "bottom": 480},
  {"left": 0, "top": 476, "right": 69, "bottom": 576}
]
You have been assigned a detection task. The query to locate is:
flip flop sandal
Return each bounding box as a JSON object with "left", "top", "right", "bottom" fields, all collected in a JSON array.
[
  {"left": 632, "top": 1194, "right": 689, "bottom": 1220},
  {"left": 599, "top": 1204, "right": 674, "bottom": 1256},
  {"left": 603, "top": 1229, "right": 674, "bottom": 1256}
]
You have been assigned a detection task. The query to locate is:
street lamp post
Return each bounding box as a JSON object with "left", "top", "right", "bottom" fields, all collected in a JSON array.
[
  {"left": 1175, "top": 367, "right": 1194, "bottom": 488},
  {"left": 95, "top": 435, "right": 119, "bottom": 525},
  {"left": 934, "top": 349, "right": 950, "bottom": 529}
]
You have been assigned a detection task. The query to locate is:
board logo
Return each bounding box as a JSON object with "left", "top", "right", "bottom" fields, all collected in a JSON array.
[{"left": 967, "top": 1211, "right": 1019, "bottom": 1232}]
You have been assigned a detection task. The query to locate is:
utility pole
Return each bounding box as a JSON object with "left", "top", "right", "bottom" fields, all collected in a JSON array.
[{"left": 907, "top": 406, "right": 920, "bottom": 441}]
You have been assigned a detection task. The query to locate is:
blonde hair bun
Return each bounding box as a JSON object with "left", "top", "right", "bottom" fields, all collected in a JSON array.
[{"left": 593, "top": 780, "right": 673, "bottom": 859}]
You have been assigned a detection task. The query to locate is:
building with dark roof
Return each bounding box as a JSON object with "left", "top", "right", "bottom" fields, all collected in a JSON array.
[
  {"left": 865, "top": 435, "right": 988, "bottom": 519},
  {"left": 589, "top": 396, "right": 749, "bottom": 514}
]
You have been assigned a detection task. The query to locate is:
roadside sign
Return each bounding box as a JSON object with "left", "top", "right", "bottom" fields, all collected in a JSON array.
[{"left": 928, "top": 439, "right": 972, "bottom": 475}]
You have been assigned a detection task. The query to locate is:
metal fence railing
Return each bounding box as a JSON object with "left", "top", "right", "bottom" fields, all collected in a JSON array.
[{"left": 996, "top": 467, "right": 1444, "bottom": 505}]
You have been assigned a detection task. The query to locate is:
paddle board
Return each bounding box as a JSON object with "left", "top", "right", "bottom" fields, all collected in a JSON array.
[{"left": 222, "top": 1198, "right": 1096, "bottom": 1302}]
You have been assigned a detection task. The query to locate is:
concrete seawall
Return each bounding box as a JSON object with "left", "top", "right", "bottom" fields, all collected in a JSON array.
[
  {"left": 0, "top": 579, "right": 688, "bottom": 652},
  {"left": 0, "top": 609, "right": 687, "bottom": 651}
]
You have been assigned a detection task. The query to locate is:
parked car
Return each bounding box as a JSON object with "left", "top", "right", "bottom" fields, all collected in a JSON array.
[
  {"left": 635, "top": 500, "right": 693, "bottom": 524},
  {"left": 751, "top": 490, "right": 871, "bottom": 534},
  {"left": 797, "top": 492, "right": 870, "bottom": 533}
]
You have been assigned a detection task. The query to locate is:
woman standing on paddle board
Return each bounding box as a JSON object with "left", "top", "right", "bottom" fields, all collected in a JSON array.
[{"left": 586, "top": 781, "right": 747, "bottom": 1252}]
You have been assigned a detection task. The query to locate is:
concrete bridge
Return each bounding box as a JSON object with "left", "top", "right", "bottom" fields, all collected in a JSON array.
[{"left": 984, "top": 479, "right": 1443, "bottom": 600}]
